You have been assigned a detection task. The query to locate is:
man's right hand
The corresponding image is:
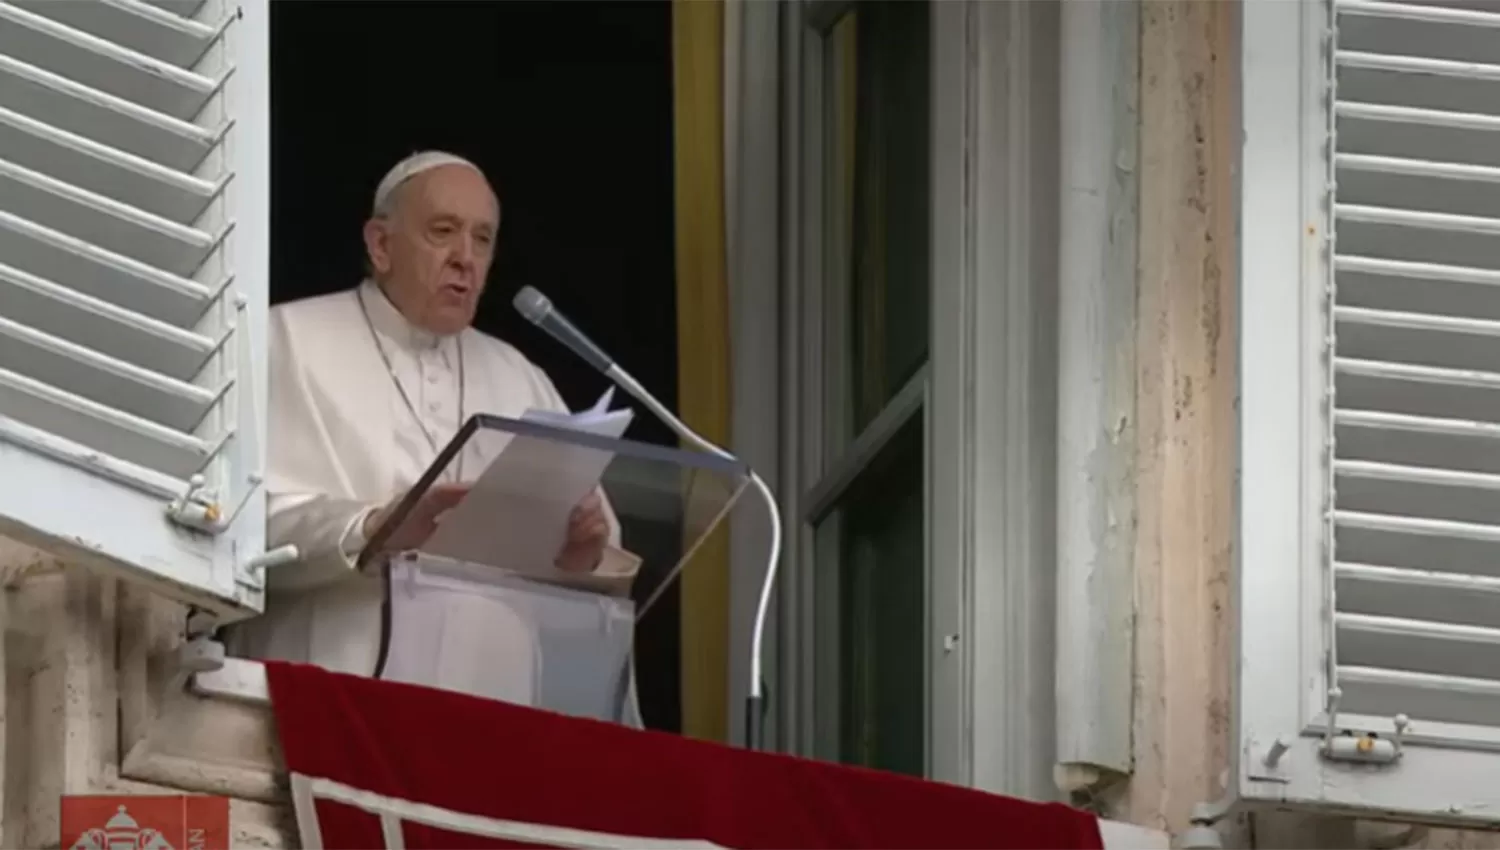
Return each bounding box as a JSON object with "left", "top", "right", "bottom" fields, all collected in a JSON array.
[{"left": 362, "top": 483, "right": 471, "bottom": 555}]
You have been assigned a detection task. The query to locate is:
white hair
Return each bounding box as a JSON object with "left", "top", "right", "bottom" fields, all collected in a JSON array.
[{"left": 371, "top": 150, "right": 484, "bottom": 217}]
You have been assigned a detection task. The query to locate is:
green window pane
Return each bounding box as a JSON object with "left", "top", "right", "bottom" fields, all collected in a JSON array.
[
  {"left": 828, "top": 2, "right": 932, "bottom": 436},
  {"left": 814, "top": 414, "right": 926, "bottom": 776}
]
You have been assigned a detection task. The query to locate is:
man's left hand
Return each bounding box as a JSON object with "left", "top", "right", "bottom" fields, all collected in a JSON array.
[{"left": 557, "top": 489, "right": 610, "bottom": 573}]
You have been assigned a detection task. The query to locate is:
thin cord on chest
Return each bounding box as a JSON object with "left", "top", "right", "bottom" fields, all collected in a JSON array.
[{"left": 356, "top": 287, "right": 466, "bottom": 481}]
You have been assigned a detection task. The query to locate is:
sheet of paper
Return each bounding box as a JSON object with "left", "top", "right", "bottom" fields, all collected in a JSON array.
[{"left": 421, "top": 388, "right": 636, "bottom": 575}]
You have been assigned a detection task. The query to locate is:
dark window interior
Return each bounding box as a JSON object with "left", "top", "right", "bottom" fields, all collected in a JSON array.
[{"left": 268, "top": 0, "right": 681, "bottom": 731}]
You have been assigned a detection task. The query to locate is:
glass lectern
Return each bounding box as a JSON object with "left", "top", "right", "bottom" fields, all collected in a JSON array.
[{"left": 357, "top": 413, "right": 749, "bottom": 725}]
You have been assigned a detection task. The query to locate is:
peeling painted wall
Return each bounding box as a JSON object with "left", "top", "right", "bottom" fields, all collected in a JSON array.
[{"left": 1124, "top": 0, "right": 1238, "bottom": 833}]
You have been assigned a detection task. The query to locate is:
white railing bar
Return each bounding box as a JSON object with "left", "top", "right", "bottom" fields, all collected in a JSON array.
[
  {"left": 290, "top": 773, "right": 324, "bottom": 850},
  {"left": 299, "top": 774, "right": 732, "bottom": 850},
  {"left": 380, "top": 813, "right": 406, "bottom": 850}
]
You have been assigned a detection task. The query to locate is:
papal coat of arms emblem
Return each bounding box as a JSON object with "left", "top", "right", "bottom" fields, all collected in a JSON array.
[
  {"left": 60, "top": 795, "right": 229, "bottom": 850},
  {"left": 68, "top": 805, "right": 175, "bottom": 850}
]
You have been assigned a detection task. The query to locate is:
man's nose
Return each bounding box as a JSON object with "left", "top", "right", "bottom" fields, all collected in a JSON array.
[{"left": 450, "top": 237, "right": 477, "bottom": 267}]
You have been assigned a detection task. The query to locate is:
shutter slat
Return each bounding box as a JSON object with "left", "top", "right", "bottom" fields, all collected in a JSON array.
[
  {"left": 1338, "top": 459, "right": 1500, "bottom": 528},
  {"left": 0, "top": 157, "right": 220, "bottom": 276},
  {"left": 0, "top": 2, "right": 221, "bottom": 121},
  {"left": 1339, "top": 0, "right": 1500, "bottom": 28},
  {"left": 0, "top": 313, "right": 223, "bottom": 433},
  {"left": 0, "top": 366, "right": 213, "bottom": 481},
  {"left": 1336, "top": 256, "right": 1500, "bottom": 322},
  {"left": 1338, "top": 102, "right": 1500, "bottom": 170},
  {"left": 1338, "top": 2, "right": 1500, "bottom": 67},
  {"left": 1338, "top": 152, "right": 1500, "bottom": 183},
  {"left": 0, "top": 104, "right": 222, "bottom": 222},
  {"left": 10, "top": 0, "right": 223, "bottom": 68},
  {"left": 1337, "top": 562, "right": 1500, "bottom": 630},
  {"left": 0, "top": 260, "right": 217, "bottom": 380},
  {"left": 1336, "top": 409, "right": 1500, "bottom": 474},
  {"left": 1337, "top": 510, "right": 1500, "bottom": 543},
  {"left": 0, "top": 209, "right": 214, "bottom": 326},
  {"left": 1337, "top": 51, "right": 1500, "bottom": 118},
  {"left": 1331, "top": 1, "right": 1500, "bottom": 734},
  {"left": 1338, "top": 155, "right": 1500, "bottom": 220},
  {"left": 1337, "top": 666, "right": 1500, "bottom": 729},
  {"left": 1339, "top": 101, "right": 1500, "bottom": 132},
  {"left": 1336, "top": 306, "right": 1500, "bottom": 373},
  {"left": 1338, "top": 408, "right": 1500, "bottom": 440},
  {"left": 1336, "top": 207, "right": 1500, "bottom": 272},
  {"left": 1338, "top": 514, "right": 1500, "bottom": 587},
  {"left": 137, "top": 0, "right": 206, "bottom": 19},
  {"left": 1338, "top": 613, "right": 1500, "bottom": 681},
  {"left": 0, "top": 53, "right": 218, "bottom": 171},
  {"left": 1340, "top": 50, "right": 1500, "bottom": 81},
  {"left": 1339, "top": 203, "right": 1500, "bottom": 234}
]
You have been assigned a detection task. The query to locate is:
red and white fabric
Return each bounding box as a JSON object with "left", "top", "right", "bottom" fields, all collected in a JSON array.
[{"left": 265, "top": 660, "right": 1106, "bottom": 850}]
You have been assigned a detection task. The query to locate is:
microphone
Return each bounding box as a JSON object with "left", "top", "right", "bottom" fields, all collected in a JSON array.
[
  {"left": 513, "top": 285, "right": 783, "bottom": 751},
  {"left": 513, "top": 285, "right": 616, "bottom": 374}
]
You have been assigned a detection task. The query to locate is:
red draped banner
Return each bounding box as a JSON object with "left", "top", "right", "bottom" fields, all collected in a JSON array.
[{"left": 266, "top": 661, "right": 1105, "bottom": 850}]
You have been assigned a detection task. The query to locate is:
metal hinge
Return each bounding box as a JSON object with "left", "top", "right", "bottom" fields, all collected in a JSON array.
[
  {"left": 165, "top": 474, "right": 222, "bottom": 532},
  {"left": 1319, "top": 687, "right": 1409, "bottom": 767},
  {"left": 165, "top": 468, "right": 264, "bottom": 536}
]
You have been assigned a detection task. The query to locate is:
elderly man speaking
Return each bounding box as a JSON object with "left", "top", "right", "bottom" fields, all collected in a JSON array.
[{"left": 233, "top": 152, "right": 639, "bottom": 716}]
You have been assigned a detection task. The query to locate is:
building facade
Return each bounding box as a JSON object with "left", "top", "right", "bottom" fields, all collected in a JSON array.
[{"left": 0, "top": 0, "right": 1495, "bottom": 847}]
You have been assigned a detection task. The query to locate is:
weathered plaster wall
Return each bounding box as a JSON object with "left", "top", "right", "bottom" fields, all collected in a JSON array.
[
  {"left": 0, "top": 537, "right": 292, "bottom": 848},
  {"left": 1126, "top": 0, "right": 1237, "bottom": 832}
]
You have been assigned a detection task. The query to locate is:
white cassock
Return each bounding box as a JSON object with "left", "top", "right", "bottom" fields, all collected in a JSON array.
[{"left": 230, "top": 279, "right": 643, "bottom": 724}]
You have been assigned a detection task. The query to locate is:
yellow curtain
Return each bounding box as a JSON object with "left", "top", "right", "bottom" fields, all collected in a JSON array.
[{"left": 671, "top": 0, "right": 730, "bottom": 744}]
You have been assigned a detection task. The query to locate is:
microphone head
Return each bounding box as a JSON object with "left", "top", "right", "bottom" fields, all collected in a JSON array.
[{"left": 513, "top": 286, "right": 553, "bottom": 326}]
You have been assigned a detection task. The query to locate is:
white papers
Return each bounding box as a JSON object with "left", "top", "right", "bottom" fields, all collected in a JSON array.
[
  {"left": 421, "top": 388, "right": 635, "bottom": 575},
  {"left": 523, "top": 386, "right": 633, "bottom": 434}
]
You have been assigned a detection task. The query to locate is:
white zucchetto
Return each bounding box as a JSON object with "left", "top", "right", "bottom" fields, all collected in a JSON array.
[{"left": 371, "top": 150, "right": 484, "bottom": 215}]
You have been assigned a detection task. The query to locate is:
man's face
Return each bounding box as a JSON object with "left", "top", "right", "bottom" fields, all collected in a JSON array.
[{"left": 364, "top": 164, "right": 500, "bottom": 335}]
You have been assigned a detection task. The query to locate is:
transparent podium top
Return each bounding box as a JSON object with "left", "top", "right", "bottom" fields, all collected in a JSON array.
[{"left": 359, "top": 412, "right": 751, "bottom": 619}]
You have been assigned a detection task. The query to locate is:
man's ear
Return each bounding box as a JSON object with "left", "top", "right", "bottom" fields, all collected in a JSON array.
[{"left": 363, "top": 218, "right": 393, "bottom": 275}]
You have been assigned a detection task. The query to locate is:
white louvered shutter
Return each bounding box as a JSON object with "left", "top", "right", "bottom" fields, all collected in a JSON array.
[
  {"left": 0, "top": 0, "right": 271, "bottom": 621},
  {"left": 1240, "top": 0, "right": 1500, "bottom": 826}
]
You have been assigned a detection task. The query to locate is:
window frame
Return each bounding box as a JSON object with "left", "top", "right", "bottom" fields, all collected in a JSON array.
[
  {"left": 1237, "top": 0, "right": 1500, "bottom": 824},
  {"left": 787, "top": 0, "right": 946, "bottom": 777},
  {"left": 777, "top": 0, "right": 1061, "bottom": 797}
]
